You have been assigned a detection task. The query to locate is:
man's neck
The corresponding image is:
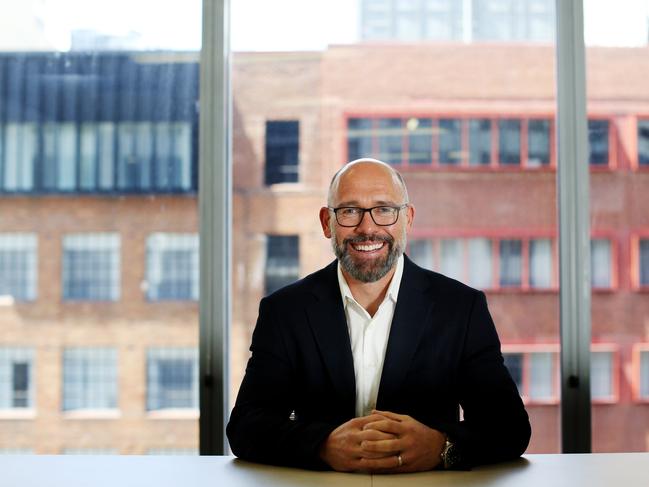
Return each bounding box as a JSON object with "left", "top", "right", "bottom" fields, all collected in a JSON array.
[{"left": 342, "top": 265, "right": 397, "bottom": 317}]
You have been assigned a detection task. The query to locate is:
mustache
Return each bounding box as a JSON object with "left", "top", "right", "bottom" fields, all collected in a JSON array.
[{"left": 343, "top": 234, "right": 393, "bottom": 245}]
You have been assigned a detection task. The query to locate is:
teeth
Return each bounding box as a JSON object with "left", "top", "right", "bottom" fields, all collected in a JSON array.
[{"left": 353, "top": 242, "right": 383, "bottom": 252}]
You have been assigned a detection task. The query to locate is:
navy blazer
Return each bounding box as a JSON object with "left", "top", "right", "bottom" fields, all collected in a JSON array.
[{"left": 227, "top": 255, "right": 531, "bottom": 469}]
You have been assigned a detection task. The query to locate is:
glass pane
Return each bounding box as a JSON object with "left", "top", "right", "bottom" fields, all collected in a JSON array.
[
  {"left": 231, "top": 0, "right": 559, "bottom": 458},
  {"left": 499, "top": 239, "right": 522, "bottom": 287},
  {"left": 0, "top": 0, "right": 201, "bottom": 455},
  {"left": 377, "top": 118, "right": 404, "bottom": 164},
  {"left": 585, "top": 0, "right": 649, "bottom": 453},
  {"left": 530, "top": 239, "right": 552, "bottom": 288},
  {"left": 639, "top": 120, "right": 649, "bottom": 165},
  {"left": 529, "top": 352, "right": 554, "bottom": 401},
  {"left": 439, "top": 119, "right": 462, "bottom": 165},
  {"left": 407, "top": 118, "right": 433, "bottom": 165},
  {"left": 499, "top": 119, "right": 521, "bottom": 165},
  {"left": 528, "top": 119, "right": 550, "bottom": 167},
  {"left": 469, "top": 119, "right": 492, "bottom": 166}
]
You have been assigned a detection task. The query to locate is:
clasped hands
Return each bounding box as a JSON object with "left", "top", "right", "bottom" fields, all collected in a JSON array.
[{"left": 319, "top": 410, "right": 446, "bottom": 473}]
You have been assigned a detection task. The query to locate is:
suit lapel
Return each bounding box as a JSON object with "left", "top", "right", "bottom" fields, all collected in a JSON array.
[
  {"left": 377, "top": 256, "right": 434, "bottom": 408},
  {"left": 305, "top": 261, "right": 356, "bottom": 416}
]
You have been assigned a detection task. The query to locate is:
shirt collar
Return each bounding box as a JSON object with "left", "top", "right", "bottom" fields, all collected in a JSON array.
[{"left": 337, "top": 254, "right": 404, "bottom": 308}]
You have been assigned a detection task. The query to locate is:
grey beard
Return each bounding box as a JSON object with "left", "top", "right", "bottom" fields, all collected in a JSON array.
[{"left": 332, "top": 234, "right": 404, "bottom": 283}]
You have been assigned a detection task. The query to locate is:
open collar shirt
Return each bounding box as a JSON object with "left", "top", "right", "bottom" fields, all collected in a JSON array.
[{"left": 337, "top": 255, "right": 404, "bottom": 417}]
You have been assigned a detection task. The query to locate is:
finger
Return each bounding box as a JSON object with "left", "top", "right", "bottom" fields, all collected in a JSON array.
[
  {"left": 357, "top": 429, "right": 396, "bottom": 442},
  {"left": 358, "top": 449, "right": 397, "bottom": 460},
  {"left": 358, "top": 454, "right": 402, "bottom": 472},
  {"left": 371, "top": 409, "right": 408, "bottom": 422},
  {"left": 361, "top": 438, "right": 402, "bottom": 453},
  {"left": 362, "top": 419, "right": 403, "bottom": 435}
]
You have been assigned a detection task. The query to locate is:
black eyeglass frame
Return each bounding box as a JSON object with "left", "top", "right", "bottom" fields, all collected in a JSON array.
[{"left": 327, "top": 204, "right": 409, "bottom": 227}]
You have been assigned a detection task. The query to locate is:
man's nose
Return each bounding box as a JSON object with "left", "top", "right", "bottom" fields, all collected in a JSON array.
[{"left": 355, "top": 210, "right": 379, "bottom": 233}]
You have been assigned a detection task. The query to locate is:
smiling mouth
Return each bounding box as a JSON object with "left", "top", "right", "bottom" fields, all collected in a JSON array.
[{"left": 350, "top": 242, "right": 385, "bottom": 252}]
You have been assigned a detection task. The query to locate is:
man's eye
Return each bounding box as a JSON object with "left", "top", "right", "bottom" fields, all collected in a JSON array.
[
  {"left": 375, "top": 207, "right": 394, "bottom": 215},
  {"left": 340, "top": 208, "right": 360, "bottom": 216}
]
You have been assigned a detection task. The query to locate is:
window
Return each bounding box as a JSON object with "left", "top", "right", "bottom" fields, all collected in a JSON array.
[
  {"left": 0, "top": 234, "right": 37, "bottom": 301},
  {"left": 529, "top": 238, "right": 552, "bottom": 288},
  {"left": 591, "top": 239, "right": 612, "bottom": 289},
  {"left": 41, "top": 123, "right": 77, "bottom": 191},
  {"left": 528, "top": 119, "right": 551, "bottom": 166},
  {"left": 640, "top": 239, "right": 649, "bottom": 287},
  {"left": 347, "top": 118, "right": 373, "bottom": 161},
  {"left": 499, "top": 239, "right": 522, "bottom": 287},
  {"left": 62, "top": 233, "right": 120, "bottom": 301},
  {"left": 407, "top": 118, "right": 433, "bottom": 164},
  {"left": 498, "top": 119, "right": 521, "bottom": 165},
  {"left": 439, "top": 119, "right": 462, "bottom": 165},
  {"left": 591, "top": 350, "right": 615, "bottom": 401},
  {"left": 640, "top": 350, "right": 649, "bottom": 400},
  {"left": 117, "top": 123, "right": 153, "bottom": 191},
  {"left": 0, "top": 348, "right": 34, "bottom": 409},
  {"left": 408, "top": 239, "right": 434, "bottom": 270},
  {"left": 62, "top": 348, "right": 117, "bottom": 411},
  {"left": 2, "top": 123, "right": 37, "bottom": 191},
  {"left": 588, "top": 119, "right": 609, "bottom": 165},
  {"left": 146, "top": 233, "right": 199, "bottom": 301},
  {"left": 265, "top": 120, "right": 299, "bottom": 185},
  {"left": 639, "top": 120, "right": 649, "bottom": 166},
  {"left": 147, "top": 348, "right": 198, "bottom": 410},
  {"left": 503, "top": 349, "right": 558, "bottom": 403},
  {"left": 345, "top": 115, "right": 553, "bottom": 169},
  {"left": 469, "top": 119, "right": 492, "bottom": 166},
  {"left": 265, "top": 235, "right": 299, "bottom": 295}
]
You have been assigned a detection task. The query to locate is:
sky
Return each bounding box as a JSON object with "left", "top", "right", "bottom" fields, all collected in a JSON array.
[{"left": 3, "top": 0, "right": 649, "bottom": 51}]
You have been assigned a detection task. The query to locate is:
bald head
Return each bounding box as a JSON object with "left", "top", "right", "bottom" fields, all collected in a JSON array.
[{"left": 327, "top": 158, "right": 410, "bottom": 207}]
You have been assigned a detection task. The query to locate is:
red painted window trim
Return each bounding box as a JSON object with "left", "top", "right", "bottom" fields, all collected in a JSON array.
[
  {"left": 630, "top": 232, "right": 649, "bottom": 291},
  {"left": 631, "top": 344, "right": 649, "bottom": 403},
  {"left": 344, "top": 113, "right": 618, "bottom": 171}
]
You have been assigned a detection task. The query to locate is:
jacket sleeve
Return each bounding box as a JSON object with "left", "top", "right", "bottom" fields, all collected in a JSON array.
[
  {"left": 442, "top": 291, "right": 531, "bottom": 468},
  {"left": 226, "top": 297, "right": 338, "bottom": 469}
]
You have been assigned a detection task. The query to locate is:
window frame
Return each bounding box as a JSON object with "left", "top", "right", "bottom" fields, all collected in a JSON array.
[
  {"left": 635, "top": 115, "right": 649, "bottom": 170},
  {"left": 630, "top": 232, "right": 649, "bottom": 291},
  {"left": 345, "top": 113, "right": 558, "bottom": 170},
  {"left": 501, "top": 344, "right": 561, "bottom": 406},
  {"left": 631, "top": 344, "right": 649, "bottom": 403},
  {"left": 590, "top": 344, "right": 620, "bottom": 405},
  {"left": 590, "top": 232, "right": 618, "bottom": 292}
]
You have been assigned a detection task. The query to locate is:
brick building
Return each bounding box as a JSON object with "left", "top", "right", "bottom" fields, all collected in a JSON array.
[{"left": 2, "top": 44, "right": 649, "bottom": 454}]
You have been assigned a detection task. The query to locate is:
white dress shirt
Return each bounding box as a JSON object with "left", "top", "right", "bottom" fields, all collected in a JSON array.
[{"left": 337, "top": 255, "right": 404, "bottom": 417}]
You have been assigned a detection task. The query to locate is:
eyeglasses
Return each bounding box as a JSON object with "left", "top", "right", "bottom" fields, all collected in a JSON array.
[{"left": 328, "top": 204, "right": 408, "bottom": 227}]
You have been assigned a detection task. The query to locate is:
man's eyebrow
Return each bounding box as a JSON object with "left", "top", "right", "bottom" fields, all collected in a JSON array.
[{"left": 334, "top": 199, "right": 399, "bottom": 207}]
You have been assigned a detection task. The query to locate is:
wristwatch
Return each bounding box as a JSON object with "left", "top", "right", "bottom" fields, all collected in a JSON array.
[{"left": 440, "top": 437, "right": 462, "bottom": 470}]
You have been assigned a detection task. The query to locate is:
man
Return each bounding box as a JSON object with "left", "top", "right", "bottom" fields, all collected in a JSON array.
[{"left": 227, "top": 159, "right": 530, "bottom": 472}]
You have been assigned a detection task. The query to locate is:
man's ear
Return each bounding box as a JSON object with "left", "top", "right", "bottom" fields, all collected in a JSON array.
[
  {"left": 319, "top": 207, "right": 333, "bottom": 238},
  {"left": 406, "top": 204, "right": 415, "bottom": 231}
]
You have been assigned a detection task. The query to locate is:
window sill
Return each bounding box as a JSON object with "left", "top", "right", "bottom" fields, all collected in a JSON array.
[
  {"left": 146, "top": 409, "right": 199, "bottom": 420},
  {"left": 62, "top": 409, "right": 121, "bottom": 420},
  {"left": 0, "top": 409, "right": 36, "bottom": 419}
]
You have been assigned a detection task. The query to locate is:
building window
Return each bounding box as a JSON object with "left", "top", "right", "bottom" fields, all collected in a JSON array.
[
  {"left": 0, "top": 233, "right": 37, "bottom": 301},
  {"left": 469, "top": 119, "right": 492, "bottom": 166},
  {"left": 639, "top": 119, "right": 649, "bottom": 166},
  {"left": 639, "top": 239, "right": 649, "bottom": 287},
  {"left": 503, "top": 350, "right": 558, "bottom": 403},
  {"left": 439, "top": 119, "right": 462, "bottom": 165},
  {"left": 2, "top": 123, "right": 37, "bottom": 192},
  {"left": 408, "top": 236, "right": 554, "bottom": 290},
  {"left": 0, "top": 348, "right": 34, "bottom": 409},
  {"left": 147, "top": 348, "right": 198, "bottom": 410},
  {"left": 378, "top": 118, "right": 404, "bottom": 164},
  {"left": 591, "top": 350, "right": 614, "bottom": 401},
  {"left": 346, "top": 115, "right": 553, "bottom": 169},
  {"left": 146, "top": 233, "right": 199, "bottom": 301},
  {"left": 591, "top": 239, "right": 612, "bottom": 289},
  {"left": 498, "top": 119, "right": 521, "bottom": 165},
  {"left": 62, "top": 348, "right": 117, "bottom": 411},
  {"left": 41, "top": 122, "right": 77, "bottom": 191},
  {"left": 264, "top": 120, "right": 299, "bottom": 185},
  {"left": 62, "top": 233, "right": 120, "bottom": 301},
  {"left": 499, "top": 239, "right": 522, "bottom": 287},
  {"left": 588, "top": 119, "right": 609, "bottom": 165},
  {"left": 265, "top": 235, "right": 300, "bottom": 295},
  {"left": 640, "top": 350, "right": 649, "bottom": 400},
  {"left": 407, "top": 118, "right": 433, "bottom": 164},
  {"left": 527, "top": 119, "right": 551, "bottom": 166}
]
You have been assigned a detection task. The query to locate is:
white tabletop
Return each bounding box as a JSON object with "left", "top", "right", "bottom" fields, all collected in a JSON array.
[{"left": 3, "top": 453, "right": 649, "bottom": 487}]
